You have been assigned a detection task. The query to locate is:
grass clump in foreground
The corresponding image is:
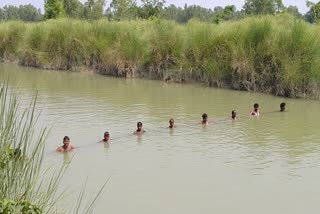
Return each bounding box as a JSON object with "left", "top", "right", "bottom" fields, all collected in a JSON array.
[
  {"left": 0, "top": 84, "right": 60, "bottom": 213},
  {"left": 0, "top": 84, "right": 105, "bottom": 213},
  {"left": 0, "top": 14, "right": 320, "bottom": 98}
]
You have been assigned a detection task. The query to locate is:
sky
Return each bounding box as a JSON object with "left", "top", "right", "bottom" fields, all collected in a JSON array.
[{"left": 0, "top": 0, "right": 317, "bottom": 14}]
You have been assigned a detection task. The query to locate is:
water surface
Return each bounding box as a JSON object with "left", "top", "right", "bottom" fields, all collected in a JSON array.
[{"left": 1, "top": 64, "right": 320, "bottom": 214}]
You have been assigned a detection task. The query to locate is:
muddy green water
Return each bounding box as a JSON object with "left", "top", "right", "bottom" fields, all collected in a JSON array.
[{"left": 1, "top": 64, "right": 320, "bottom": 214}]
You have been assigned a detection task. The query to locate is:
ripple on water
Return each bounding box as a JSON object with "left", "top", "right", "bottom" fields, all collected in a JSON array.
[{"left": 2, "top": 65, "right": 320, "bottom": 214}]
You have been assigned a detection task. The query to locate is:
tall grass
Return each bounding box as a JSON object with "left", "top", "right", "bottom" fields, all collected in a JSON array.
[
  {"left": 0, "top": 84, "right": 63, "bottom": 213},
  {"left": 0, "top": 14, "right": 320, "bottom": 98}
]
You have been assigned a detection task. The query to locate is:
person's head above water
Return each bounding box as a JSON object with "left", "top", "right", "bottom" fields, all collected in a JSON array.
[
  {"left": 202, "top": 113, "right": 208, "bottom": 123},
  {"left": 253, "top": 103, "right": 259, "bottom": 112},
  {"left": 169, "top": 119, "right": 175, "bottom": 128},
  {"left": 231, "top": 110, "right": 237, "bottom": 120},
  {"left": 63, "top": 136, "right": 70, "bottom": 147},
  {"left": 56, "top": 136, "right": 74, "bottom": 152},
  {"left": 137, "top": 122, "right": 143, "bottom": 131},
  {"left": 104, "top": 131, "right": 110, "bottom": 141},
  {"left": 280, "top": 102, "right": 286, "bottom": 112}
]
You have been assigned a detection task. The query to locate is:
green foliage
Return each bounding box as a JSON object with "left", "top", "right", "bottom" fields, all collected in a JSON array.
[
  {"left": 1, "top": 5, "right": 19, "bottom": 20},
  {"left": 212, "top": 5, "right": 238, "bottom": 24},
  {"left": 0, "top": 4, "right": 42, "bottom": 22},
  {"left": 0, "top": 16, "right": 319, "bottom": 98},
  {"left": 63, "top": 0, "right": 84, "bottom": 18},
  {"left": 44, "top": 0, "right": 65, "bottom": 19},
  {"left": 83, "top": 0, "right": 106, "bottom": 19},
  {"left": 18, "top": 5, "right": 43, "bottom": 22},
  {"left": 137, "top": 0, "right": 165, "bottom": 19},
  {"left": 305, "top": 1, "right": 320, "bottom": 23},
  {"left": 286, "top": 5, "right": 302, "bottom": 18},
  {"left": 109, "top": 0, "right": 138, "bottom": 20},
  {"left": 224, "top": 5, "right": 236, "bottom": 15},
  {"left": 160, "top": 4, "right": 225, "bottom": 23},
  {"left": 0, "top": 83, "right": 65, "bottom": 212},
  {"left": 0, "top": 145, "right": 15, "bottom": 169},
  {"left": 0, "top": 200, "right": 42, "bottom": 214},
  {"left": 243, "top": 0, "right": 284, "bottom": 15},
  {"left": 108, "top": 1, "right": 240, "bottom": 23}
]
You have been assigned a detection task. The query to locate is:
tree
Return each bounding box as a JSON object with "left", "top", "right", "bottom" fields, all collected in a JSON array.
[
  {"left": 274, "top": 0, "right": 285, "bottom": 12},
  {"left": 0, "top": 9, "right": 4, "bottom": 20},
  {"left": 223, "top": 5, "right": 236, "bottom": 20},
  {"left": 63, "top": 0, "right": 84, "bottom": 18},
  {"left": 213, "top": 5, "right": 237, "bottom": 24},
  {"left": 161, "top": 4, "right": 214, "bottom": 23},
  {"left": 305, "top": 1, "right": 320, "bottom": 23},
  {"left": 3, "top": 5, "right": 20, "bottom": 20},
  {"left": 214, "top": 6, "right": 223, "bottom": 12},
  {"left": 180, "top": 4, "right": 194, "bottom": 22},
  {"left": 18, "top": 4, "right": 43, "bottom": 21},
  {"left": 0, "top": 4, "right": 42, "bottom": 22},
  {"left": 212, "top": 10, "right": 224, "bottom": 24},
  {"left": 243, "top": 0, "right": 284, "bottom": 15},
  {"left": 44, "top": 0, "right": 65, "bottom": 19},
  {"left": 160, "top": 4, "right": 179, "bottom": 20},
  {"left": 137, "top": 0, "right": 165, "bottom": 19},
  {"left": 83, "top": 0, "right": 106, "bottom": 19},
  {"left": 224, "top": 5, "right": 236, "bottom": 15},
  {"left": 286, "top": 5, "right": 302, "bottom": 18},
  {"left": 109, "top": 0, "right": 137, "bottom": 20}
]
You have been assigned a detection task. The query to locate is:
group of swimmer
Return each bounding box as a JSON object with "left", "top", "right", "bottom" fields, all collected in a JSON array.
[{"left": 56, "top": 102, "right": 287, "bottom": 152}]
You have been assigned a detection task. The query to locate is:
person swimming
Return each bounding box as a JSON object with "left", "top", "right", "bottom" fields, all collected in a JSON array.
[
  {"left": 200, "top": 113, "right": 214, "bottom": 125},
  {"left": 280, "top": 102, "right": 286, "bottom": 112},
  {"left": 231, "top": 110, "right": 238, "bottom": 120},
  {"left": 56, "top": 136, "right": 74, "bottom": 152},
  {"left": 169, "top": 119, "right": 176, "bottom": 129},
  {"left": 201, "top": 113, "right": 208, "bottom": 125},
  {"left": 250, "top": 103, "right": 260, "bottom": 116},
  {"left": 134, "top": 122, "right": 145, "bottom": 135},
  {"left": 99, "top": 131, "right": 110, "bottom": 143}
]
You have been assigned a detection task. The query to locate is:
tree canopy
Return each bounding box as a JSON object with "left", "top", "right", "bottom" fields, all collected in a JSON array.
[
  {"left": 0, "top": 4, "right": 42, "bottom": 21},
  {"left": 243, "top": 0, "right": 285, "bottom": 15},
  {"left": 63, "top": 0, "right": 83, "bottom": 18},
  {"left": 306, "top": 1, "right": 320, "bottom": 23},
  {"left": 44, "top": 0, "right": 64, "bottom": 19},
  {"left": 0, "top": 0, "right": 318, "bottom": 25}
]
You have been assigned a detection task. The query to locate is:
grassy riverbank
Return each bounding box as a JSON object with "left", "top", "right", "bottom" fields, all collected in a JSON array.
[{"left": 0, "top": 15, "right": 320, "bottom": 98}]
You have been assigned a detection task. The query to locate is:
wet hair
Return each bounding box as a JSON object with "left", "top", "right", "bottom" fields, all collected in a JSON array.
[
  {"left": 169, "top": 119, "right": 174, "bottom": 123},
  {"left": 280, "top": 102, "right": 286, "bottom": 109},
  {"left": 202, "top": 113, "right": 208, "bottom": 119},
  {"left": 104, "top": 131, "right": 109, "bottom": 137},
  {"left": 137, "top": 122, "right": 143, "bottom": 127},
  {"left": 63, "top": 136, "right": 70, "bottom": 142},
  {"left": 254, "top": 103, "right": 259, "bottom": 109}
]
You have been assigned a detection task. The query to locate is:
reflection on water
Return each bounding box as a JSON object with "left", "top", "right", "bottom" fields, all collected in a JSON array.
[
  {"left": 104, "top": 142, "right": 110, "bottom": 150},
  {"left": 136, "top": 135, "right": 143, "bottom": 144},
  {"left": 169, "top": 128, "right": 175, "bottom": 136},
  {"left": 63, "top": 152, "right": 71, "bottom": 164},
  {"left": 1, "top": 64, "right": 320, "bottom": 214}
]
